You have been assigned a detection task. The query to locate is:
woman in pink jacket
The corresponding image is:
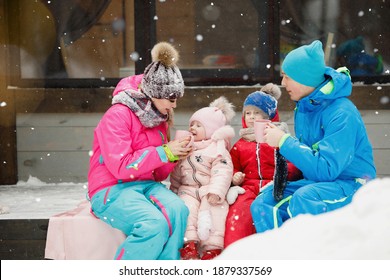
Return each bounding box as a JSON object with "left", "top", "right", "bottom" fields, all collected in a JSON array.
[
  {"left": 170, "top": 96, "right": 235, "bottom": 260},
  {"left": 88, "top": 42, "right": 191, "bottom": 260}
]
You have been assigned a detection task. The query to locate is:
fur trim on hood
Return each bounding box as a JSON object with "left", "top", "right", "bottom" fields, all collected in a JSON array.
[{"left": 211, "top": 125, "right": 235, "bottom": 142}]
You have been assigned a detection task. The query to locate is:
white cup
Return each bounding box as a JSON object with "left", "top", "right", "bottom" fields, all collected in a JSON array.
[
  {"left": 254, "top": 120, "right": 271, "bottom": 143},
  {"left": 174, "top": 130, "right": 194, "bottom": 147}
]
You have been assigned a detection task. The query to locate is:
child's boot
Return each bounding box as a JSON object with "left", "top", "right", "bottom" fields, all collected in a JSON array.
[
  {"left": 200, "top": 249, "right": 222, "bottom": 260},
  {"left": 180, "top": 241, "right": 199, "bottom": 260}
]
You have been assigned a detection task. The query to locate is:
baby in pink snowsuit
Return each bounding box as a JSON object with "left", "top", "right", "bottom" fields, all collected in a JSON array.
[{"left": 170, "top": 96, "right": 235, "bottom": 260}]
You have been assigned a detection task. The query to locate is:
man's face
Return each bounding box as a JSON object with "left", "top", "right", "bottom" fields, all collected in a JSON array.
[{"left": 281, "top": 71, "right": 315, "bottom": 101}]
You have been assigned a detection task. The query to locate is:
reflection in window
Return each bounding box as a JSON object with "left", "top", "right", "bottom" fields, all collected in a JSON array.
[
  {"left": 11, "top": 0, "right": 390, "bottom": 84},
  {"left": 16, "top": 0, "right": 133, "bottom": 79},
  {"left": 280, "top": 0, "right": 389, "bottom": 79},
  {"left": 155, "top": 0, "right": 276, "bottom": 84}
]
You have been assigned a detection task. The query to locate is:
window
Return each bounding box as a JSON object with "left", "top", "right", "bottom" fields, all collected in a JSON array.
[
  {"left": 152, "top": 0, "right": 279, "bottom": 85},
  {"left": 8, "top": 0, "right": 133, "bottom": 87},
  {"left": 7, "top": 0, "right": 390, "bottom": 88},
  {"left": 280, "top": 0, "right": 390, "bottom": 83}
]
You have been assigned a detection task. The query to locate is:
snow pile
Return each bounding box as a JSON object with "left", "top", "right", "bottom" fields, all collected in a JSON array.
[{"left": 218, "top": 177, "right": 390, "bottom": 259}]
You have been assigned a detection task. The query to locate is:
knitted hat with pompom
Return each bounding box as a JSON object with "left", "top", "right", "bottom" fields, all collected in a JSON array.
[
  {"left": 141, "top": 42, "right": 185, "bottom": 99},
  {"left": 189, "top": 96, "right": 236, "bottom": 139},
  {"left": 243, "top": 83, "right": 281, "bottom": 120}
]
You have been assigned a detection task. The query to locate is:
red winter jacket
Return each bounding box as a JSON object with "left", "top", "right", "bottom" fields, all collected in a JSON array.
[{"left": 224, "top": 111, "right": 302, "bottom": 248}]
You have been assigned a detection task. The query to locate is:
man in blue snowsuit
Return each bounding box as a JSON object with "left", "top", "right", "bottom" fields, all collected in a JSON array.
[{"left": 250, "top": 40, "right": 376, "bottom": 233}]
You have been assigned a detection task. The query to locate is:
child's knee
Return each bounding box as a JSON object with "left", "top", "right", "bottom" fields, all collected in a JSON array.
[{"left": 133, "top": 218, "right": 170, "bottom": 238}]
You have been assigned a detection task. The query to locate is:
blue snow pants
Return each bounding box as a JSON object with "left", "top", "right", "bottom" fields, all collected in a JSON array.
[
  {"left": 250, "top": 179, "right": 364, "bottom": 233},
  {"left": 90, "top": 181, "right": 189, "bottom": 260}
]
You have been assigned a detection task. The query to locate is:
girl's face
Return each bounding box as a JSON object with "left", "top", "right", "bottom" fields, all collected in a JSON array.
[
  {"left": 281, "top": 71, "right": 314, "bottom": 101},
  {"left": 151, "top": 98, "right": 177, "bottom": 115},
  {"left": 244, "top": 108, "right": 267, "bottom": 128},
  {"left": 189, "top": 120, "right": 206, "bottom": 141}
]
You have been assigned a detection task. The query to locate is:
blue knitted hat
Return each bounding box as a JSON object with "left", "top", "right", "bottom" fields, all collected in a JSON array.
[
  {"left": 243, "top": 91, "right": 277, "bottom": 119},
  {"left": 282, "top": 40, "right": 326, "bottom": 87}
]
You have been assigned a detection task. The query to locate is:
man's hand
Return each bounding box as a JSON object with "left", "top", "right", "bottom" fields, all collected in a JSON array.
[{"left": 264, "top": 123, "right": 286, "bottom": 147}]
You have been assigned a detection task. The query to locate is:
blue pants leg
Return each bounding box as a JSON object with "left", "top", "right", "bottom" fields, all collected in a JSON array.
[
  {"left": 147, "top": 183, "right": 189, "bottom": 260},
  {"left": 250, "top": 181, "right": 302, "bottom": 233},
  {"left": 288, "top": 179, "right": 361, "bottom": 216},
  {"left": 250, "top": 179, "right": 362, "bottom": 234},
  {"left": 91, "top": 181, "right": 189, "bottom": 260}
]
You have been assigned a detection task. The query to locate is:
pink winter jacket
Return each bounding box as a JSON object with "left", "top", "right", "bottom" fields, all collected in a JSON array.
[
  {"left": 170, "top": 126, "right": 234, "bottom": 203},
  {"left": 87, "top": 74, "right": 176, "bottom": 199}
]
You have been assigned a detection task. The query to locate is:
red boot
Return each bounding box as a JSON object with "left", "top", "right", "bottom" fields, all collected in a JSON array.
[
  {"left": 200, "top": 249, "right": 222, "bottom": 260},
  {"left": 180, "top": 241, "right": 199, "bottom": 260}
]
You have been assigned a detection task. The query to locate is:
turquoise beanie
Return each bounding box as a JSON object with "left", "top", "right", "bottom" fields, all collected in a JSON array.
[{"left": 282, "top": 40, "right": 326, "bottom": 87}]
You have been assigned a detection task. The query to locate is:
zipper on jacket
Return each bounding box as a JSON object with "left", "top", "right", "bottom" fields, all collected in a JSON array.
[
  {"left": 187, "top": 157, "right": 202, "bottom": 201},
  {"left": 256, "top": 142, "right": 263, "bottom": 188}
]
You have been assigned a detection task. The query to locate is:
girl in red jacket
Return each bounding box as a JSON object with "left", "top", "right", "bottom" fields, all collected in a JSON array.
[{"left": 224, "top": 84, "right": 302, "bottom": 248}]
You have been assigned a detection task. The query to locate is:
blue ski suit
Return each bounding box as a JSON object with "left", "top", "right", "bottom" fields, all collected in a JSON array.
[{"left": 251, "top": 67, "right": 376, "bottom": 233}]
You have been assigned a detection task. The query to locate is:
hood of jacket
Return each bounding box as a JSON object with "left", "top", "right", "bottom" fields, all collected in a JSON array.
[
  {"left": 112, "top": 74, "right": 144, "bottom": 97},
  {"left": 296, "top": 67, "right": 352, "bottom": 113}
]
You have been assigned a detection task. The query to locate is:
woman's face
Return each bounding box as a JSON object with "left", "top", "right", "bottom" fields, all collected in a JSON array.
[{"left": 152, "top": 98, "right": 177, "bottom": 115}]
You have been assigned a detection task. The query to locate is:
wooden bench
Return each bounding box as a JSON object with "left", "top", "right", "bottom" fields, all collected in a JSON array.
[{"left": 45, "top": 200, "right": 126, "bottom": 260}]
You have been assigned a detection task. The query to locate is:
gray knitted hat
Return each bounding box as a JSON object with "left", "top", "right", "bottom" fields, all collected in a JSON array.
[{"left": 141, "top": 42, "right": 185, "bottom": 99}]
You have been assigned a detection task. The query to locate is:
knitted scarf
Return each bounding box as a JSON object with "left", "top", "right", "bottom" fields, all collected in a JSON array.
[
  {"left": 239, "top": 127, "right": 256, "bottom": 142},
  {"left": 112, "top": 89, "right": 167, "bottom": 128}
]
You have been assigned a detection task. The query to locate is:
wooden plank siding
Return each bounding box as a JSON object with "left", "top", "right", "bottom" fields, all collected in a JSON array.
[{"left": 15, "top": 109, "right": 390, "bottom": 183}]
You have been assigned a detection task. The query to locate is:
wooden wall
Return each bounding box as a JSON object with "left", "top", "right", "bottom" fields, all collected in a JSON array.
[{"left": 15, "top": 108, "right": 390, "bottom": 183}]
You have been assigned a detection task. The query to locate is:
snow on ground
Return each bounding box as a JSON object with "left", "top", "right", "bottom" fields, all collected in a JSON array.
[
  {"left": 218, "top": 177, "right": 390, "bottom": 259},
  {"left": 0, "top": 176, "right": 87, "bottom": 219}
]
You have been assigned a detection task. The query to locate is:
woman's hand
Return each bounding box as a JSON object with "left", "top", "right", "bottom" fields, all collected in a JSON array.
[
  {"left": 264, "top": 123, "right": 286, "bottom": 147},
  {"left": 232, "top": 171, "right": 245, "bottom": 185},
  {"left": 166, "top": 137, "right": 192, "bottom": 160}
]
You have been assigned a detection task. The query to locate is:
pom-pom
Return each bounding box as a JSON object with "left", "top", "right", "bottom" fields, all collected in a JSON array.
[
  {"left": 260, "top": 83, "right": 282, "bottom": 100},
  {"left": 209, "top": 96, "right": 236, "bottom": 123},
  {"left": 151, "top": 42, "right": 180, "bottom": 67}
]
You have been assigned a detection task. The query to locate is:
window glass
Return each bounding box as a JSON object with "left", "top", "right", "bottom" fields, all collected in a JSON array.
[
  {"left": 280, "top": 0, "right": 390, "bottom": 81},
  {"left": 155, "top": 0, "right": 276, "bottom": 84},
  {"left": 10, "top": 0, "right": 390, "bottom": 85},
  {"left": 13, "top": 0, "right": 134, "bottom": 80}
]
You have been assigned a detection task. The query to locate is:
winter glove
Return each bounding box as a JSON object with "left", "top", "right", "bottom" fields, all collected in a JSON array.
[
  {"left": 273, "top": 149, "right": 288, "bottom": 202},
  {"left": 197, "top": 210, "right": 212, "bottom": 241},
  {"left": 226, "top": 186, "right": 246, "bottom": 205}
]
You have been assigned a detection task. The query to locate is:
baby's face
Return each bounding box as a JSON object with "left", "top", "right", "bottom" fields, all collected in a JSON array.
[
  {"left": 244, "top": 108, "right": 267, "bottom": 128},
  {"left": 189, "top": 120, "right": 206, "bottom": 141}
]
